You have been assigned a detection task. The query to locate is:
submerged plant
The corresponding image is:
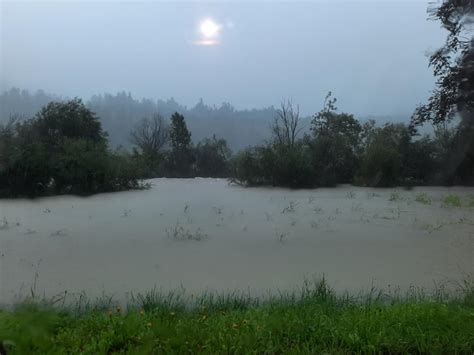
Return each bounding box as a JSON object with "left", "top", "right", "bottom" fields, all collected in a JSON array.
[
  {"left": 389, "top": 191, "right": 402, "bottom": 202},
  {"left": 281, "top": 201, "right": 298, "bottom": 214},
  {"left": 166, "top": 222, "right": 207, "bottom": 241},
  {"left": 346, "top": 191, "right": 356, "bottom": 199},
  {"left": 443, "top": 194, "right": 462, "bottom": 208},
  {"left": 415, "top": 192, "right": 432, "bottom": 205},
  {"left": 0, "top": 217, "right": 9, "bottom": 230},
  {"left": 468, "top": 196, "right": 474, "bottom": 208}
]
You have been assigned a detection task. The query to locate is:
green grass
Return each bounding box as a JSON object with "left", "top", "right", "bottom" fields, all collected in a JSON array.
[
  {"left": 1, "top": 280, "right": 473, "bottom": 354},
  {"left": 442, "top": 194, "right": 463, "bottom": 207}
]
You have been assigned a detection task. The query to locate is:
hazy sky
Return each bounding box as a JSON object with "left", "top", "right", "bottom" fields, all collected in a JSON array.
[{"left": 1, "top": 1, "right": 445, "bottom": 116}]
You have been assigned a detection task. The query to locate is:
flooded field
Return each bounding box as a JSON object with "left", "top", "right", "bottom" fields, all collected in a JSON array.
[{"left": 0, "top": 178, "right": 473, "bottom": 305}]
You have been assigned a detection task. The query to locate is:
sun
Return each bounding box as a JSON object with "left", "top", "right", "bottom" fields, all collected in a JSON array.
[{"left": 200, "top": 19, "right": 220, "bottom": 38}]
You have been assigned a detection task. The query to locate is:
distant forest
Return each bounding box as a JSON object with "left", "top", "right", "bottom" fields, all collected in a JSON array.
[
  {"left": 0, "top": 88, "right": 281, "bottom": 151},
  {"left": 0, "top": 88, "right": 410, "bottom": 151}
]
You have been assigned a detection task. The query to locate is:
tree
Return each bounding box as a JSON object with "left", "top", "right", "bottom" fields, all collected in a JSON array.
[
  {"left": 310, "top": 92, "right": 362, "bottom": 184},
  {"left": 0, "top": 100, "right": 141, "bottom": 197},
  {"left": 170, "top": 112, "right": 191, "bottom": 150},
  {"left": 271, "top": 100, "right": 302, "bottom": 148},
  {"left": 168, "top": 112, "right": 194, "bottom": 177},
  {"left": 411, "top": 1, "right": 474, "bottom": 184},
  {"left": 130, "top": 113, "right": 169, "bottom": 156},
  {"left": 129, "top": 113, "right": 169, "bottom": 177},
  {"left": 34, "top": 98, "right": 106, "bottom": 151},
  {"left": 195, "top": 135, "right": 231, "bottom": 177},
  {"left": 412, "top": 0, "right": 473, "bottom": 126}
]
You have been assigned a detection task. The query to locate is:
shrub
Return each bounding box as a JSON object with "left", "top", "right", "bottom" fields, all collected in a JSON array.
[
  {"left": 359, "top": 145, "right": 402, "bottom": 187},
  {"left": 443, "top": 194, "right": 462, "bottom": 207},
  {"left": 0, "top": 100, "right": 142, "bottom": 197}
]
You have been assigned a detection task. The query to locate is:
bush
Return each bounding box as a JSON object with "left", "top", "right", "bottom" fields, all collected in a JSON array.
[
  {"left": 194, "top": 136, "right": 231, "bottom": 177},
  {"left": 0, "top": 100, "right": 142, "bottom": 197},
  {"left": 358, "top": 144, "right": 402, "bottom": 187}
]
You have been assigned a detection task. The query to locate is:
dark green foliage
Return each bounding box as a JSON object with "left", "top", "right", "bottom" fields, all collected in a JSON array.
[
  {"left": 411, "top": 0, "right": 474, "bottom": 185},
  {"left": 194, "top": 135, "right": 232, "bottom": 177},
  {"left": 310, "top": 93, "right": 363, "bottom": 185},
  {"left": 412, "top": 0, "right": 473, "bottom": 126},
  {"left": 0, "top": 100, "right": 141, "bottom": 197},
  {"left": 232, "top": 147, "right": 268, "bottom": 186},
  {"left": 232, "top": 143, "right": 315, "bottom": 188},
  {"left": 34, "top": 98, "right": 106, "bottom": 150},
  {"left": 167, "top": 112, "right": 195, "bottom": 177},
  {"left": 359, "top": 144, "right": 402, "bottom": 187},
  {"left": 128, "top": 112, "right": 233, "bottom": 179}
]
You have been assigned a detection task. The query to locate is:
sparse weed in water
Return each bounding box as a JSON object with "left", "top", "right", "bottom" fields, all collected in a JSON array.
[
  {"left": 389, "top": 191, "right": 402, "bottom": 202},
  {"left": 0, "top": 217, "right": 9, "bottom": 230},
  {"left": 468, "top": 196, "right": 474, "bottom": 208},
  {"left": 443, "top": 194, "right": 462, "bottom": 207},
  {"left": 276, "top": 231, "right": 289, "bottom": 243},
  {"left": 346, "top": 191, "right": 356, "bottom": 199},
  {"left": 166, "top": 222, "right": 207, "bottom": 241},
  {"left": 367, "top": 192, "right": 380, "bottom": 199},
  {"left": 281, "top": 201, "right": 298, "bottom": 214},
  {"left": 415, "top": 192, "right": 432, "bottom": 205}
]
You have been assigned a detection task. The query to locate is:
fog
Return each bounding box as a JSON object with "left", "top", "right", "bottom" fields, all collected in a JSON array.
[{"left": 1, "top": 0, "right": 445, "bottom": 117}]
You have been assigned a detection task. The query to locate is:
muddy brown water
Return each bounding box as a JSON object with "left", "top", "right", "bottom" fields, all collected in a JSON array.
[{"left": 0, "top": 178, "right": 473, "bottom": 305}]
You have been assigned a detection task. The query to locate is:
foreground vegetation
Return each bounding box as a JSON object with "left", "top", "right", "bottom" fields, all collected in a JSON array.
[{"left": 1, "top": 280, "right": 473, "bottom": 354}]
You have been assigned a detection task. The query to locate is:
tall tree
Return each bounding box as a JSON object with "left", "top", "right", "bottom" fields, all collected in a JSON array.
[
  {"left": 168, "top": 112, "right": 194, "bottom": 176},
  {"left": 271, "top": 100, "right": 302, "bottom": 148},
  {"left": 412, "top": 1, "right": 474, "bottom": 183},
  {"left": 130, "top": 113, "right": 169, "bottom": 156},
  {"left": 412, "top": 0, "right": 473, "bottom": 125},
  {"left": 170, "top": 112, "right": 192, "bottom": 151}
]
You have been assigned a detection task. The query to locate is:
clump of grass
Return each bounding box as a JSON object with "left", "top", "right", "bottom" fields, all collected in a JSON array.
[
  {"left": 50, "top": 229, "right": 67, "bottom": 237},
  {"left": 276, "top": 231, "right": 289, "bottom": 243},
  {"left": 367, "top": 192, "right": 380, "bottom": 199},
  {"left": 468, "top": 196, "right": 474, "bottom": 208},
  {"left": 281, "top": 201, "right": 298, "bottom": 214},
  {"left": 0, "top": 217, "right": 9, "bottom": 230},
  {"left": 212, "top": 206, "right": 223, "bottom": 215},
  {"left": 1, "top": 280, "right": 473, "bottom": 354},
  {"left": 415, "top": 192, "right": 432, "bottom": 205},
  {"left": 166, "top": 222, "right": 207, "bottom": 241},
  {"left": 313, "top": 206, "right": 324, "bottom": 214},
  {"left": 389, "top": 191, "right": 402, "bottom": 202},
  {"left": 351, "top": 203, "right": 363, "bottom": 212},
  {"left": 443, "top": 194, "right": 462, "bottom": 207},
  {"left": 346, "top": 191, "right": 356, "bottom": 199}
]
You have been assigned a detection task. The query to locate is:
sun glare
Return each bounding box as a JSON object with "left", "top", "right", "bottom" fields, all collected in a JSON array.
[{"left": 200, "top": 19, "right": 220, "bottom": 38}]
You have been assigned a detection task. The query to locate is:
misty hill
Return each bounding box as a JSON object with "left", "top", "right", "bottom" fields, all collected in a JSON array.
[
  {"left": 0, "top": 88, "right": 411, "bottom": 151},
  {"left": 1, "top": 88, "right": 280, "bottom": 150}
]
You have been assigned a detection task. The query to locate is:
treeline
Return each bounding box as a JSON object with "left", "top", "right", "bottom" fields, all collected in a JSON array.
[
  {"left": 0, "top": 88, "right": 277, "bottom": 151},
  {"left": 1, "top": 93, "right": 472, "bottom": 198},
  {"left": 0, "top": 99, "right": 233, "bottom": 197},
  {"left": 129, "top": 112, "right": 231, "bottom": 179},
  {"left": 232, "top": 94, "right": 474, "bottom": 188}
]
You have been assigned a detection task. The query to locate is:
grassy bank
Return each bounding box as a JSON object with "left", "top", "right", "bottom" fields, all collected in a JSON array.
[{"left": 1, "top": 280, "right": 473, "bottom": 354}]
